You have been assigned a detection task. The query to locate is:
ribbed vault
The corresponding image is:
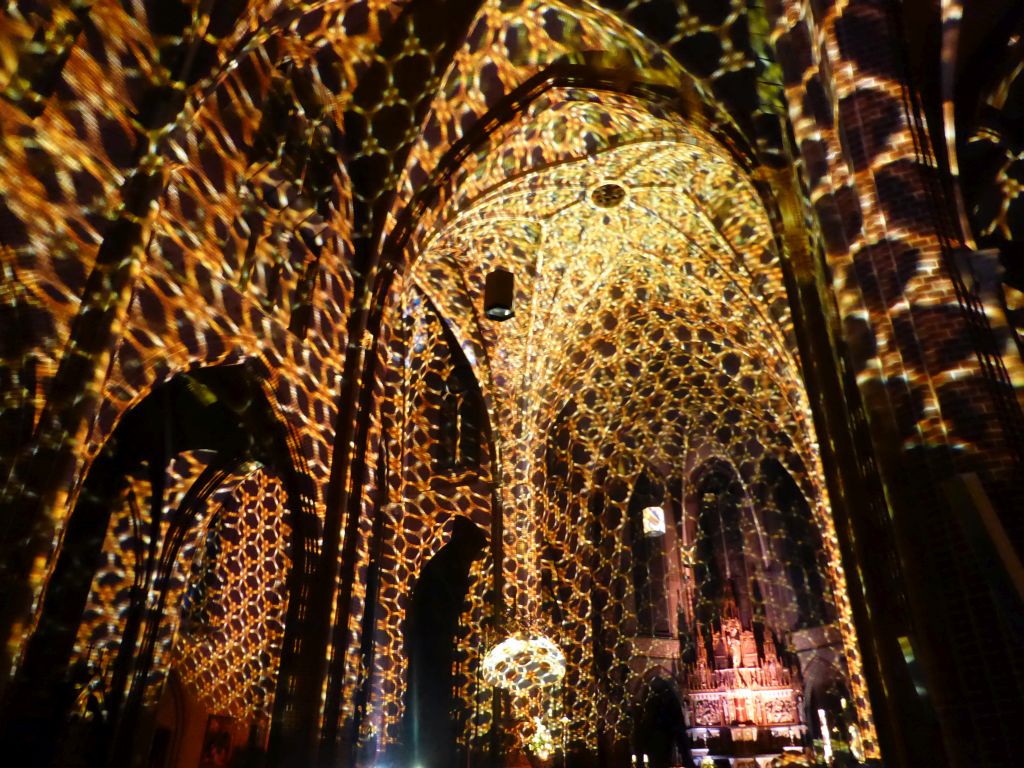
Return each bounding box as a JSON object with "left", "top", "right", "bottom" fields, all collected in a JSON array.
[
  {"left": 412, "top": 124, "right": 814, "bottom": 497},
  {"left": 403, "top": 89, "right": 873, "bottom": 752}
]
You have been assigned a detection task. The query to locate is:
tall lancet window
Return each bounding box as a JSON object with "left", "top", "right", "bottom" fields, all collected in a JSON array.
[
  {"left": 693, "top": 467, "right": 749, "bottom": 625},
  {"left": 437, "top": 363, "right": 482, "bottom": 472},
  {"left": 629, "top": 472, "right": 671, "bottom": 637}
]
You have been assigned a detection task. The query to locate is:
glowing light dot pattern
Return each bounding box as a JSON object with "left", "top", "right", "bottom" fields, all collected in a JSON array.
[{"left": 8, "top": 0, "right": 1021, "bottom": 762}]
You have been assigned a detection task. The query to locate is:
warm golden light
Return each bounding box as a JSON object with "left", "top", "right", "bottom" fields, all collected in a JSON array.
[{"left": 481, "top": 632, "right": 566, "bottom": 693}]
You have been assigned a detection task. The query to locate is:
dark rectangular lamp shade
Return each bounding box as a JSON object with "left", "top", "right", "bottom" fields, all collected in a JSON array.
[{"left": 484, "top": 268, "right": 514, "bottom": 320}]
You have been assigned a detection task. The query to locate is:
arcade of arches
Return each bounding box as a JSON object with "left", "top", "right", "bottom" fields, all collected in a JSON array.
[{"left": 1, "top": 2, "right": 1023, "bottom": 768}]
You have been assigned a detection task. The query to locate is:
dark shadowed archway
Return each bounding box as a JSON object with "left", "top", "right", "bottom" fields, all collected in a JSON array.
[
  {"left": 634, "top": 676, "right": 688, "bottom": 768},
  {"left": 0, "top": 365, "right": 317, "bottom": 768},
  {"left": 403, "top": 516, "right": 488, "bottom": 768}
]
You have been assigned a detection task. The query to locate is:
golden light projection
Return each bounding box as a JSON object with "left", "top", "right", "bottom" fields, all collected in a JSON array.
[
  {"left": 2, "top": 0, "right": 1021, "bottom": 765},
  {"left": 174, "top": 468, "right": 292, "bottom": 719},
  {"left": 361, "top": 93, "right": 879, "bottom": 763},
  {"left": 72, "top": 450, "right": 220, "bottom": 692},
  {"left": 67, "top": 456, "right": 292, "bottom": 723}
]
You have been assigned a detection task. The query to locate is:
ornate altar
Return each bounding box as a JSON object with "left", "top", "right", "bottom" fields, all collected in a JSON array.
[{"left": 683, "top": 596, "right": 807, "bottom": 766}]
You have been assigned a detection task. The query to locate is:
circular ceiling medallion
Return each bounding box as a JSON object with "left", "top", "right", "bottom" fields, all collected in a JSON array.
[{"left": 590, "top": 182, "right": 627, "bottom": 208}]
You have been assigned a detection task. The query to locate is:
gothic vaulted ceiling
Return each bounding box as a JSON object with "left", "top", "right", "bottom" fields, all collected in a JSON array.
[{"left": 411, "top": 94, "right": 819, "bottom": 502}]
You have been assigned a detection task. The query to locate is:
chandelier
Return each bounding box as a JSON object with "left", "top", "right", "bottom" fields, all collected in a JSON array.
[{"left": 481, "top": 631, "right": 565, "bottom": 693}]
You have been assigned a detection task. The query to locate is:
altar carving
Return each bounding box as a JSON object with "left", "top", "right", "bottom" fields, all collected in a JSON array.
[{"left": 682, "top": 594, "right": 806, "bottom": 764}]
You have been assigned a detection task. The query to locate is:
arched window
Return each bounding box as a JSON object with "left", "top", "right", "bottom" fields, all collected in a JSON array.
[
  {"left": 436, "top": 363, "right": 483, "bottom": 472},
  {"left": 629, "top": 472, "right": 671, "bottom": 637},
  {"left": 692, "top": 467, "right": 749, "bottom": 626},
  {"left": 762, "top": 459, "right": 834, "bottom": 628}
]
